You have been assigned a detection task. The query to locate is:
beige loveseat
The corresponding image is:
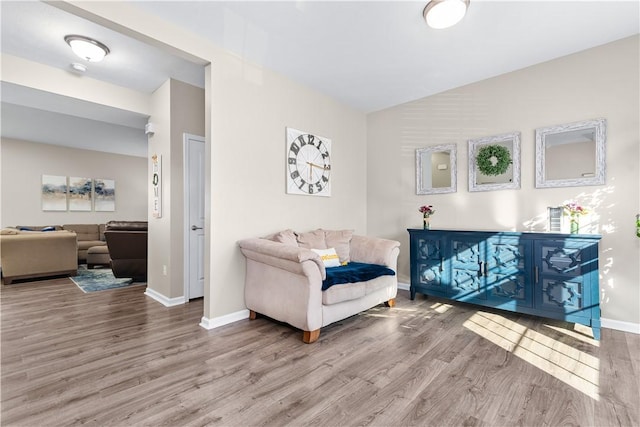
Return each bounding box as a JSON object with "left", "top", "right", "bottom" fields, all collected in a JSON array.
[
  {"left": 0, "top": 228, "right": 78, "bottom": 284},
  {"left": 238, "top": 229, "right": 400, "bottom": 343}
]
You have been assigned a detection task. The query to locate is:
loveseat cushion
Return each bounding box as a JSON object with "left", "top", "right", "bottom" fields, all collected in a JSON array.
[
  {"left": 324, "top": 229, "right": 353, "bottom": 263},
  {"left": 271, "top": 229, "right": 298, "bottom": 246},
  {"left": 296, "top": 229, "right": 354, "bottom": 263},
  {"left": 295, "top": 229, "right": 326, "bottom": 249},
  {"left": 322, "top": 262, "right": 395, "bottom": 291}
]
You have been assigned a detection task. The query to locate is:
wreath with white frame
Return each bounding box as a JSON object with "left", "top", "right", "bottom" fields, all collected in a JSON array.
[{"left": 476, "top": 144, "right": 511, "bottom": 176}]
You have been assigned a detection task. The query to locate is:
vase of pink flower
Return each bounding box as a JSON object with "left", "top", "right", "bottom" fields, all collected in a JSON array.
[
  {"left": 419, "top": 205, "right": 435, "bottom": 230},
  {"left": 564, "top": 202, "right": 588, "bottom": 234}
]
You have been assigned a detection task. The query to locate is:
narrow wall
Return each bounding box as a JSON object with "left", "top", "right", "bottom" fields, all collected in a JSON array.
[
  {"left": 0, "top": 138, "right": 146, "bottom": 227},
  {"left": 147, "top": 79, "right": 205, "bottom": 300},
  {"left": 367, "top": 36, "right": 640, "bottom": 326}
]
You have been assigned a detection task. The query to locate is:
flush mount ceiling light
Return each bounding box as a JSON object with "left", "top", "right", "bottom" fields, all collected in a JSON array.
[
  {"left": 423, "top": 0, "right": 470, "bottom": 29},
  {"left": 64, "top": 35, "right": 110, "bottom": 62}
]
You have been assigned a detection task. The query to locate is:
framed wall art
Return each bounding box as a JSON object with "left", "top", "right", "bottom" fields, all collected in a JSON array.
[
  {"left": 152, "top": 154, "right": 162, "bottom": 218},
  {"left": 41, "top": 175, "right": 67, "bottom": 211},
  {"left": 94, "top": 178, "right": 115, "bottom": 212},
  {"left": 68, "top": 177, "right": 92, "bottom": 211}
]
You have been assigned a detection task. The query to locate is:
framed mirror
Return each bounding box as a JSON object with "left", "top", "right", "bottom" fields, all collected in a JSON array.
[
  {"left": 468, "top": 132, "right": 521, "bottom": 192},
  {"left": 535, "top": 118, "right": 606, "bottom": 188},
  {"left": 416, "top": 144, "right": 457, "bottom": 195}
]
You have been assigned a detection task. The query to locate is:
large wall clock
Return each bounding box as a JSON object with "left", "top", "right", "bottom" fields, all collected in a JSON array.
[{"left": 286, "top": 127, "right": 331, "bottom": 196}]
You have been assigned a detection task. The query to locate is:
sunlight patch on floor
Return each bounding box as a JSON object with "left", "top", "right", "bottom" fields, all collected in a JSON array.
[
  {"left": 543, "top": 323, "right": 600, "bottom": 347},
  {"left": 463, "top": 311, "right": 599, "bottom": 400},
  {"left": 430, "top": 302, "right": 453, "bottom": 314}
]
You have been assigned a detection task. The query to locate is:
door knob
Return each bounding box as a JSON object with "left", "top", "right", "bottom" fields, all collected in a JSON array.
[{"left": 191, "top": 225, "right": 203, "bottom": 231}]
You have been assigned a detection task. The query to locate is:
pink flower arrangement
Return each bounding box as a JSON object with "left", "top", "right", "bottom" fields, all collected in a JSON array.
[
  {"left": 564, "top": 202, "right": 588, "bottom": 217},
  {"left": 419, "top": 205, "right": 435, "bottom": 217}
]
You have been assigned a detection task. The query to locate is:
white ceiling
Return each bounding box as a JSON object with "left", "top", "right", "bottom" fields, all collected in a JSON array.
[{"left": 1, "top": 1, "right": 639, "bottom": 156}]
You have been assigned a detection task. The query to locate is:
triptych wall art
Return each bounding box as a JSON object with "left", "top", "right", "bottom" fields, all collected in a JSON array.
[{"left": 42, "top": 175, "right": 115, "bottom": 212}]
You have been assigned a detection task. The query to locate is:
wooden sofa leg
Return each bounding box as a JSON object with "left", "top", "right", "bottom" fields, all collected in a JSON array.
[
  {"left": 303, "top": 329, "right": 320, "bottom": 344},
  {"left": 249, "top": 310, "right": 257, "bottom": 320},
  {"left": 385, "top": 298, "right": 396, "bottom": 307}
]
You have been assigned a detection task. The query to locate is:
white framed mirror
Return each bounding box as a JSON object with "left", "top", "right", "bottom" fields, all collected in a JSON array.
[
  {"left": 535, "top": 118, "right": 606, "bottom": 188},
  {"left": 416, "top": 144, "right": 457, "bottom": 195},
  {"left": 468, "top": 132, "right": 521, "bottom": 192}
]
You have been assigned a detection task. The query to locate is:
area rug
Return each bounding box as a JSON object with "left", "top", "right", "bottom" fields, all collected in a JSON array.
[{"left": 71, "top": 265, "right": 139, "bottom": 293}]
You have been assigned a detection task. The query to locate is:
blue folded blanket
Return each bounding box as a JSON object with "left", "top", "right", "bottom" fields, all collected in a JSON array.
[{"left": 322, "top": 262, "right": 395, "bottom": 291}]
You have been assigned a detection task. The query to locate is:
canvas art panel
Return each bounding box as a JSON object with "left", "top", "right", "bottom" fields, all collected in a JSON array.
[
  {"left": 94, "top": 178, "right": 115, "bottom": 212},
  {"left": 41, "top": 175, "right": 67, "bottom": 211},
  {"left": 68, "top": 177, "right": 92, "bottom": 211}
]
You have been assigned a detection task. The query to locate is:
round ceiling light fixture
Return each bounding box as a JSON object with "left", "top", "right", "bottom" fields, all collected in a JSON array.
[
  {"left": 64, "top": 35, "right": 110, "bottom": 62},
  {"left": 423, "top": 0, "right": 470, "bottom": 29}
]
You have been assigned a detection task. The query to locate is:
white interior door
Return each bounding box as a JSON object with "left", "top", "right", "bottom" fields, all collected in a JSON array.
[{"left": 184, "top": 134, "right": 205, "bottom": 300}]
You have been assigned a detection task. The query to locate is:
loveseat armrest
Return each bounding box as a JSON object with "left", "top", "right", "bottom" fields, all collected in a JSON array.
[
  {"left": 350, "top": 235, "right": 401, "bottom": 269},
  {"left": 238, "top": 238, "right": 326, "bottom": 279}
]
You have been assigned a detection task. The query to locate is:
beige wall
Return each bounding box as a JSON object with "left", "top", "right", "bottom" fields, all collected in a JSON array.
[
  {"left": 147, "top": 79, "right": 205, "bottom": 299},
  {"left": 0, "top": 138, "right": 147, "bottom": 227},
  {"left": 208, "top": 54, "right": 367, "bottom": 320},
  {"left": 367, "top": 36, "right": 640, "bottom": 325}
]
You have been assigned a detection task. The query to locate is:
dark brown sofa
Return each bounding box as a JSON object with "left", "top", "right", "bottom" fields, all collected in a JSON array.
[{"left": 104, "top": 221, "right": 148, "bottom": 281}]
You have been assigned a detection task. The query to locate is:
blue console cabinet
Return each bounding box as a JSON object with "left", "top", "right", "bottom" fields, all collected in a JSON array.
[{"left": 408, "top": 229, "right": 601, "bottom": 339}]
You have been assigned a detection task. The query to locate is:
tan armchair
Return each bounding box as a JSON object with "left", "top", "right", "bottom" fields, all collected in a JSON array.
[{"left": 238, "top": 231, "right": 400, "bottom": 343}]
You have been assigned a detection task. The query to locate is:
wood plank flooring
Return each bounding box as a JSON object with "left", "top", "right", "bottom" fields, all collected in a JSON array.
[{"left": 1, "top": 276, "right": 639, "bottom": 426}]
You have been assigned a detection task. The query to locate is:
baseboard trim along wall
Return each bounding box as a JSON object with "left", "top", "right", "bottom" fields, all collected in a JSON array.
[
  {"left": 396, "top": 282, "right": 639, "bottom": 335},
  {"left": 144, "top": 288, "right": 186, "bottom": 307},
  {"left": 200, "top": 309, "right": 250, "bottom": 330},
  {"left": 601, "top": 317, "right": 640, "bottom": 335}
]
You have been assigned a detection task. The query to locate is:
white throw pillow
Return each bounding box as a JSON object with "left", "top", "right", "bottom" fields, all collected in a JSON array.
[{"left": 311, "top": 247, "right": 341, "bottom": 267}]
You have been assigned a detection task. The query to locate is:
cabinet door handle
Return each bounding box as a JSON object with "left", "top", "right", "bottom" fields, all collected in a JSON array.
[
  {"left": 484, "top": 262, "right": 488, "bottom": 276},
  {"left": 440, "top": 257, "right": 444, "bottom": 272},
  {"left": 534, "top": 266, "right": 539, "bottom": 283},
  {"left": 478, "top": 261, "right": 483, "bottom": 277}
]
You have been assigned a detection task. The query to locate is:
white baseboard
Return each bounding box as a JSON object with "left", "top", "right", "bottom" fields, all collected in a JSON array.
[
  {"left": 397, "top": 281, "right": 410, "bottom": 291},
  {"left": 144, "top": 288, "right": 186, "bottom": 307},
  {"left": 601, "top": 317, "right": 640, "bottom": 335},
  {"left": 200, "top": 309, "right": 250, "bottom": 330},
  {"left": 396, "top": 282, "right": 639, "bottom": 335}
]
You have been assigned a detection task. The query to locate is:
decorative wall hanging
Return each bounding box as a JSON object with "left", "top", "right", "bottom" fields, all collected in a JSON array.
[
  {"left": 535, "top": 118, "right": 606, "bottom": 188},
  {"left": 41, "top": 175, "right": 67, "bottom": 211},
  {"left": 94, "top": 178, "right": 115, "bottom": 212},
  {"left": 286, "top": 127, "right": 331, "bottom": 197},
  {"left": 416, "top": 144, "right": 457, "bottom": 195},
  {"left": 476, "top": 144, "right": 511, "bottom": 176},
  {"left": 468, "top": 132, "right": 521, "bottom": 192},
  {"left": 152, "top": 154, "right": 162, "bottom": 218},
  {"left": 68, "top": 177, "right": 92, "bottom": 211}
]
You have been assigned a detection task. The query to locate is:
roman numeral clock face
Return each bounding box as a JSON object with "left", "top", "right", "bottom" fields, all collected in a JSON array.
[{"left": 286, "top": 128, "right": 331, "bottom": 196}]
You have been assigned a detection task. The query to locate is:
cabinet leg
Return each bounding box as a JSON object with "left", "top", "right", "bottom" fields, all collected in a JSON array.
[{"left": 410, "top": 289, "right": 416, "bottom": 300}]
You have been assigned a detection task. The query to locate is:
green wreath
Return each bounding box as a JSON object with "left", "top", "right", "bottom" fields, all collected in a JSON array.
[{"left": 476, "top": 145, "right": 511, "bottom": 176}]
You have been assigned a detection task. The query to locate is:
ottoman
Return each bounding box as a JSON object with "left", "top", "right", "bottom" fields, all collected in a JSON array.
[{"left": 87, "top": 245, "right": 111, "bottom": 269}]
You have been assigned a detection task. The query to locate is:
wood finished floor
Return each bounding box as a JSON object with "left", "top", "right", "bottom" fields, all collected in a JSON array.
[{"left": 1, "top": 276, "right": 638, "bottom": 427}]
